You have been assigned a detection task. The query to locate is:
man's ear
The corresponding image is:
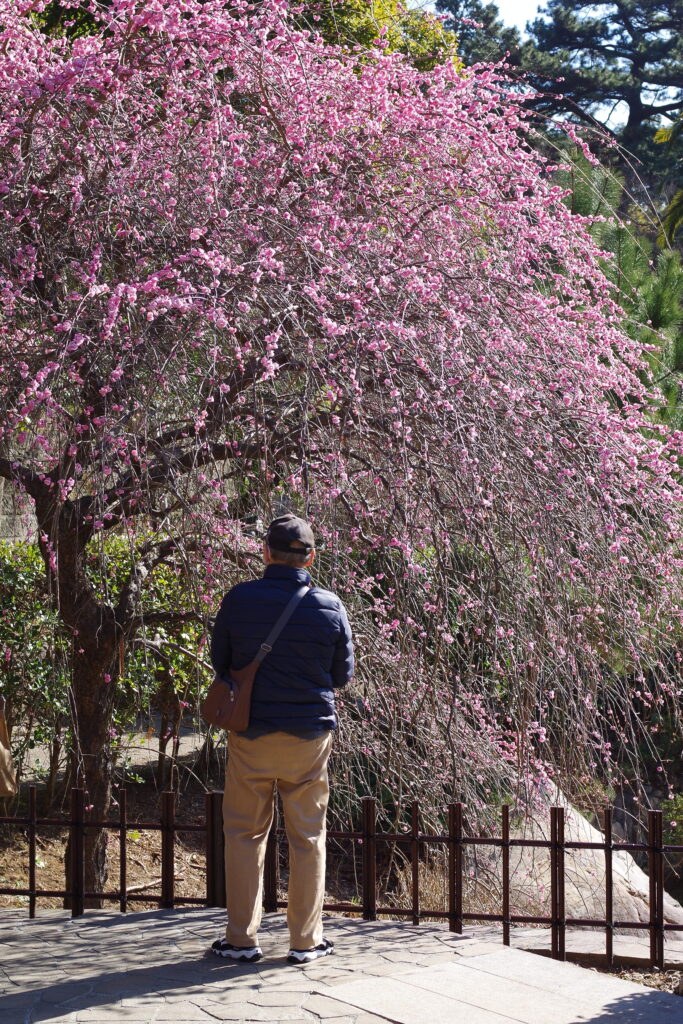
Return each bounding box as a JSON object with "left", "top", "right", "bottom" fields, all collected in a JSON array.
[{"left": 305, "top": 549, "right": 315, "bottom": 567}]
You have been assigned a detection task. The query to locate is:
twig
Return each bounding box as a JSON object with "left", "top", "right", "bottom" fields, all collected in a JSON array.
[{"left": 125, "top": 875, "right": 184, "bottom": 894}]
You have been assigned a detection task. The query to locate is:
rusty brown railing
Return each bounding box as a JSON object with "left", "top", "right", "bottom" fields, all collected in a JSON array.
[{"left": 1, "top": 788, "right": 681, "bottom": 969}]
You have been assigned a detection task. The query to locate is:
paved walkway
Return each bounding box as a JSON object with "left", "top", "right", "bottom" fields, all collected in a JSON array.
[{"left": 1, "top": 909, "right": 681, "bottom": 1024}]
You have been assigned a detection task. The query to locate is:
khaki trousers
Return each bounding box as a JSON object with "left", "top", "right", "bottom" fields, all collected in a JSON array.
[{"left": 223, "top": 730, "right": 332, "bottom": 950}]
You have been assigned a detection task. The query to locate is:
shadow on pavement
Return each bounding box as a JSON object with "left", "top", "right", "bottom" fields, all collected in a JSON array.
[
  {"left": 27, "top": 957, "right": 293, "bottom": 1021},
  {"left": 571, "top": 987, "right": 683, "bottom": 1023},
  {"left": 3, "top": 911, "right": 311, "bottom": 1023}
]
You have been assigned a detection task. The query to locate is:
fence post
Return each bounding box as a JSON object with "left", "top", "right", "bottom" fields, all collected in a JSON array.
[
  {"left": 655, "top": 809, "right": 665, "bottom": 970},
  {"left": 263, "top": 808, "right": 279, "bottom": 913},
  {"left": 501, "top": 804, "right": 510, "bottom": 947},
  {"left": 604, "top": 806, "right": 613, "bottom": 966},
  {"left": 410, "top": 801, "right": 420, "bottom": 926},
  {"left": 206, "top": 791, "right": 226, "bottom": 908},
  {"left": 648, "top": 809, "right": 665, "bottom": 969},
  {"left": 70, "top": 788, "right": 85, "bottom": 918},
  {"left": 362, "top": 797, "right": 377, "bottom": 921},
  {"left": 28, "top": 785, "right": 37, "bottom": 919},
  {"left": 119, "top": 789, "right": 128, "bottom": 913},
  {"left": 550, "top": 806, "right": 558, "bottom": 959},
  {"left": 447, "top": 803, "right": 464, "bottom": 934},
  {"left": 456, "top": 798, "right": 466, "bottom": 937},
  {"left": 161, "top": 791, "right": 175, "bottom": 909},
  {"left": 556, "top": 806, "right": 565, "bottom": 961}
]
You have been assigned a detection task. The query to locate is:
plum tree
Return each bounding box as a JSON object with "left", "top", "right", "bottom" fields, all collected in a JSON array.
[{"left": 1, "top": 0, "right": 682, "bottom": 892}]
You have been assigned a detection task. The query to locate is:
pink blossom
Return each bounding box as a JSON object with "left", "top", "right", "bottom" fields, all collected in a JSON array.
[{"left": 0, "top": 0, "right": 680, "bottom": 830}]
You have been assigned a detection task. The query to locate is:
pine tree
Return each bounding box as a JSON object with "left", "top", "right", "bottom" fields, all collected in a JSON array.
[
  {"left": 434, "top": 0, "right": 521, "bottom": 66},
  {"left": 438, "top": 0, "right": 683, "bottom": 199},
  {"left": 525, "top": 1, "right": 683, "bottom": 197},
  {"left": 556, "top": 151, "right": 683, "bottom": 426},
  {"left": 656, "top": 117, "right": 683, "bottom": 244}
]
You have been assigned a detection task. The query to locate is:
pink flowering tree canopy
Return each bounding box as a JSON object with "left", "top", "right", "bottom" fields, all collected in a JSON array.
[{"left": 1, "top": 0, "right": 682, "bottom": 887}]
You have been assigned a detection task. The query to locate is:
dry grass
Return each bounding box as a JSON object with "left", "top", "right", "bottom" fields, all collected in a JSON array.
[
  {"left": 0, "top": 788, "right": 208, "bottom": 911},
  {"left": 384, "top": 846, "right": 547, "bottom": 923}
]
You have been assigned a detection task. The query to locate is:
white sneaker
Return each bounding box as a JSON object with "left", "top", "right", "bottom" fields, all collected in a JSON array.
[
  {"left": 287, "top": 938, "right": 334, "bottom": 964},
  {"left": 211, "top": 939, "right": 263, "bottom": 962}
]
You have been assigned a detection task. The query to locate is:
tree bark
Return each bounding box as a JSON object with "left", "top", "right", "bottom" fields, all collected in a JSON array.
[
  {"left": 73, "top": 650, "right": 117, "bottom": 902},
  {"left": 43, "top": 719, "right": 65, "bottom": 814},
  {"left": 156, "top": 670, "right": 181, "bottom": 791},
  {"left": 31, "top": 494, "right": 122, "bottom": 907},
  {"left": 62, "top": 643, "right": 118, "bottom": 907}
]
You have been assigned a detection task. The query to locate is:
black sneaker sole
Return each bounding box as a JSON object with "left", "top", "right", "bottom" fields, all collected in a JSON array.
[
  {"left": 287, "top": 945, "right": 334, "bottom": 964},
  {"left": 212, "top": 944, "right": 263, "bottom": 962},
  {"left": 221, "top": 952, "right": 263, "bottom": 962}
]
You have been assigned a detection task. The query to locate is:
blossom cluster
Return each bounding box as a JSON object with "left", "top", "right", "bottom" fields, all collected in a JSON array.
[{"left": 0, "top": 0, "right": 681, "bottom": 817}]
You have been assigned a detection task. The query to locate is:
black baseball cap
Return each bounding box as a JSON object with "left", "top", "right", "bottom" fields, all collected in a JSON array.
[{"left": 265, "top": 514, "right": 316, "bottom": 554}]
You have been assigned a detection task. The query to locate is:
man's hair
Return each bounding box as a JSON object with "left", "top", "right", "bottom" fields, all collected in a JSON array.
[{"left": 267, "top": 544, "right": 310, "bottom": 568}]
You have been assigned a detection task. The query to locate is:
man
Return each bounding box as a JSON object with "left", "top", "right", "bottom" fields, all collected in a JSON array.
[{"left": 210, "top": 514, "right": 354, "bottom": 965}]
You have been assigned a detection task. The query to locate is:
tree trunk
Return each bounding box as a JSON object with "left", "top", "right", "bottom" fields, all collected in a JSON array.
[
  {"left": 43, "top": 720, "right": 65, "bottom": 814},
  {"left": 194, "top": 730, "right": 221, "bottom": 784},
  {"left": 31, "top": 495, "right": 123, "bottom": 907},
  {"left": 156, "top": 670, "right": 181, "bottom": 790},
  {"left": 65, "top": 641, "right": 118, "bottom": 908},
  {"left": 158, "top": 711, "right": 171, "bottom": 790}
]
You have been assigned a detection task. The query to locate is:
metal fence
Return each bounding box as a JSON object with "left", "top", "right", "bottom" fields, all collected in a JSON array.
[{"left": 1, "top": 787, "right": 681, "bottom": 969}]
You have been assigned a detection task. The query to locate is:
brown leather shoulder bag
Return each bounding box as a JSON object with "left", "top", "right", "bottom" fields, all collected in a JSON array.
[{"left": 201, "top": 585, "right": 308, "bottom": 733}]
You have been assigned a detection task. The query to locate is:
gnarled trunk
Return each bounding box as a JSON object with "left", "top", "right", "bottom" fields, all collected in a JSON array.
[
  {"left": 156, "top": 670, "right": 182, "bottom": 791},
  {"left": 64, "top": 640, "right": 118, "bottom": 907},
  {"left": 33, "top": 496, "right": 122, "bottom": 907}
]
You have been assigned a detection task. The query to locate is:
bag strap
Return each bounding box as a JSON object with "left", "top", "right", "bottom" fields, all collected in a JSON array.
[{"left": 252, "top": 585, "right": 309, "bottom": 665}]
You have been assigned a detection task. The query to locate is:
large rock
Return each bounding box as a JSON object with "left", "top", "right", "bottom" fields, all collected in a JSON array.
[{"left": 475, "top": 785, "right": 683, "bottom": 929}]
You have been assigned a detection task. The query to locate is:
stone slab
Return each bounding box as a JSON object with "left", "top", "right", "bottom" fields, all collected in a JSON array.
[
  {"left": 315, "top": 978, "right": 521, "bottom": 1024},
  {"left": 302, "top": 994, "right": 364, "bottom": 1018},
  {"left": 199, "top": 1003, "right": 272, "bottom": 1021},
  {"left": 311, "top": 1018, "right": 356, "bottom": 1024},
  {"left": 154, "top": 1001, "right": 214, "bottom": 1019},
  {"left": 38, "top": 983, "right": 94, "bottom": 1006},
  {"left": 457, "top": 947, "right": 650, "bottom": 1001},
  {"left": 73, "top": 1011, "right": 152, "bottom": 1021},
  {"left": 398, "top": 961, "right": 676, "bottom": 1024},
  {"left": 1, "top": 909, "right": 681, "bottom": 1024},
  {"left": 248, "top": 992, "right": 305, "bottom": 1007},
  {"left": 354, "top": 1017, "right": 395, "bottom": 1024},
  {"left": 449, "top": 940, "right": 503, "bottom": 958},
  {"left": 330, "top": 959, "right": 683, "bottom": 1024}
]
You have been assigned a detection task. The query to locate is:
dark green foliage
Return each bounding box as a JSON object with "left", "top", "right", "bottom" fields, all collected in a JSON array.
[
  {"left": 656, "top": 117, "right": 683, "bottom": 244},
  {"left": 525, "top": 1, "right": 683, "bottom": 193},
  {"left": 434, "top": 0, "right": 521, "bottom": 66},
  {"left": 555, "top": 151, "right": 683, "bottom": 426},
  {"left": 661, "top": 190, "right": 683, "bottom": 245},
  {"left": 0, "top": 542, "right": 70, "bottom": 786},
  {"left": 438, "top": 0, "right": 683, "bottom": 201},
  {"left": 35, "top": 0, "right": 100, "bottom": 37},
  {"left": 0, "top": 538, "right": 210, "bottom": 796},
  {"left": 661, "top": 791, "right": 683, "bottom": 844}
]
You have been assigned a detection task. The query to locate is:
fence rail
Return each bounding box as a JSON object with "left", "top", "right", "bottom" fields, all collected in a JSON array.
[{"left": 1, "top": 788, "right": 682, "bottom": 969}]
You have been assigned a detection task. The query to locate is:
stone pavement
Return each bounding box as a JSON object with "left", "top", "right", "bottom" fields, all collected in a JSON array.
[
  {"left": 516, "top": 923, "right": 683, "bottom": 965},
  {"left": 1, "top": 908, "right": 681, "bottom": 1024}
]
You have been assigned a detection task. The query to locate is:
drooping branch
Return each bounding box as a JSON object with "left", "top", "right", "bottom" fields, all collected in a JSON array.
[
  {"left": 1, "top": 0, "right": 682, "bottom": 828},
  {"left": 133, "top": 610, "right": 206, "bottom": 628}
]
